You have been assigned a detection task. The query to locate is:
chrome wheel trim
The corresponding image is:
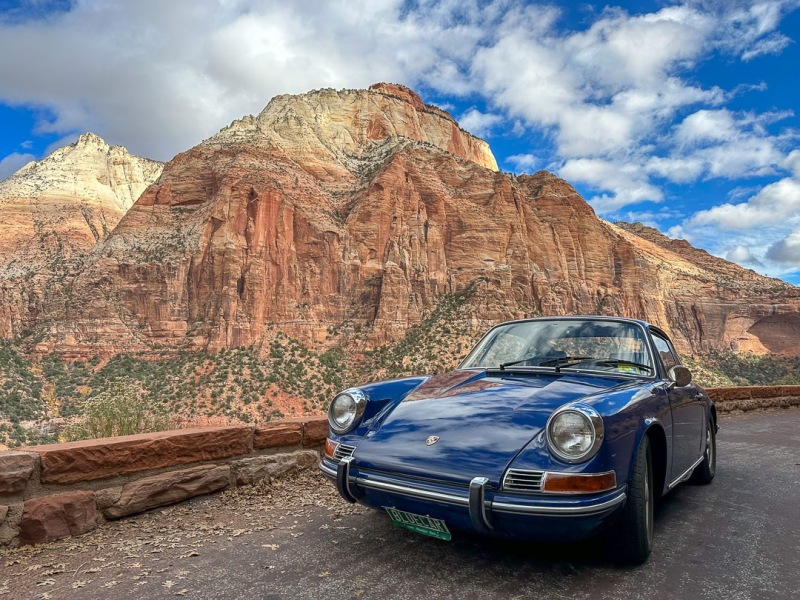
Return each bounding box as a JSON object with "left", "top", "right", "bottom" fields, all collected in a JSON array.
[
  {"left": 706, "top": 426, "right": 716, "bottom": 475},
  {"left": 644, "top": 459, "right": 653, "bottom": 546}
]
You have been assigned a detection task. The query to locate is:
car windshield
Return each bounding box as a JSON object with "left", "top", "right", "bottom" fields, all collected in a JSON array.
[{"left": 460, "top": 319, "right": 653, "bottom": 376}]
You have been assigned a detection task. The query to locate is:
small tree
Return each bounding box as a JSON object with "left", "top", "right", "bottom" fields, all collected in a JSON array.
[{"left": 61, "top": 382, "right": 176, "bottom": 441}]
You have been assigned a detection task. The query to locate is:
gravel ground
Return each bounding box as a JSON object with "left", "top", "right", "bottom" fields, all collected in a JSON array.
[{"left": 0, "top": 470, "right": 366, "bottom": 600}]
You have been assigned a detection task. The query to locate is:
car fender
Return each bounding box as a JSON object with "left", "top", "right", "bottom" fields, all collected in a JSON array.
[{"left": 333, "top": 376, "right": 431, "bottom": 439}]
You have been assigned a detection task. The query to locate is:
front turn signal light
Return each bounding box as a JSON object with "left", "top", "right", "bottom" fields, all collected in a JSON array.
[
  {"left": 543, "top": 471, "right": 617, "bottom": 494},
  {"left": 324, "top": 438, "right": 338, "bottom": 458}
]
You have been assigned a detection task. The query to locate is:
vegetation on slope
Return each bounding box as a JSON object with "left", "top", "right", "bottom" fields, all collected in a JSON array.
[
  {"left": 698, "top": 351, "right": 800, "bottom": 386},
  {"left": 0, "top": 341, "right": 52, "bottom": 446},
  {"left": 0, "top": 334, "right": 349, "bottom": 448},
  {"left": 354, "top": 291, "right": 482, "bottom": 382}
]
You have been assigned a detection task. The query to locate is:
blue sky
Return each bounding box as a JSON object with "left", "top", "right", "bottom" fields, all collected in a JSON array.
[{"left": 1, "top": 0, "right": 799, "bottom": 283}]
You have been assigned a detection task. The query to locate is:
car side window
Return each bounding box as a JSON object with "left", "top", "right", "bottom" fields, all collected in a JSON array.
[{"left": 651, "top": 334, "right": 678, "bottom": 372}]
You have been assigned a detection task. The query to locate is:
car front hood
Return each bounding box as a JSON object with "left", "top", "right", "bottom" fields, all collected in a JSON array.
[{"left": 351, "top": 370, "right": 623, "bottom": 485}]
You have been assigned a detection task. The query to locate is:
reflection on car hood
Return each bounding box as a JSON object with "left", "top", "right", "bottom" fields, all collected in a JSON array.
[{"left": 352, "top": 370, "right": 627, "bottom": 486}]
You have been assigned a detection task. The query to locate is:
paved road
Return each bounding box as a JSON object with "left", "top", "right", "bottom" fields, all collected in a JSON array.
[{"left": 4, "top": 409, "right": 799, "bottom": 600}]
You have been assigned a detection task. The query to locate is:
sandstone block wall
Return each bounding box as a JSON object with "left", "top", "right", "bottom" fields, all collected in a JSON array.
[
  {"left": 0, "top": 417, "right": 326, "bottom": 548},
  {"left": 706, "top": 385, "right": 800, "bottom": 413}
]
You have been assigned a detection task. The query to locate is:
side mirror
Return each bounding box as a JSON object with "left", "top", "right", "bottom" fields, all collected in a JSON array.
[{"left": 668, "top": 365, "right": 692, "bottom": 388}]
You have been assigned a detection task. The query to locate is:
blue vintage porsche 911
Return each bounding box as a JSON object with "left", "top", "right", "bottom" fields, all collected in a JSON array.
[{"left": 320, "top": 316, "right": 717, "bottom": 564}]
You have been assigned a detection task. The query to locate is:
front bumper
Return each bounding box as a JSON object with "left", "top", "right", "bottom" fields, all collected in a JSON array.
[{"left": 320, "top": 456, "right": 627, "bottom": 540}]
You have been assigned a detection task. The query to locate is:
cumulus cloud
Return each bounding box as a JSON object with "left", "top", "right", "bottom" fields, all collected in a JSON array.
[
  {"left": 0, "top": 152, "right": 35, "bottom": 180},
  {"left": 672, "top": 170, "right": 800, "bottom": 279},
  {"left": 675, "top": 109, "right": 739, "bottom": 146},
  {"left": 560, "top": 158, "right": 664, "bottom": 212},
  {"left": 726, "top": 244, "right": 764, "bottom": 266},
  {"left": 784, "top": 149, "right": 800, "bottom": 177},
  {"left": 473, "top": 3, "right": 721, "bottom": 162},
  {"left": 506, "top": 154, "right": 540, "bottom": 173},
  {"left": 688, "top": 177, "right": 800, "bottom": 229},
  {"left": 645, "top": 156, "right": 705, "bottom": 184},
  {"left": 457, "top": 108, "right": 504, "bottom": 138},
  {"left": 766, "top": 228, "right": 800, "bottom": 265}
]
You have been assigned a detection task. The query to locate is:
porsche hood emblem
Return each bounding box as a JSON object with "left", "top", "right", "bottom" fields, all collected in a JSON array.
[{"left": 425, "top": 436, "right": 440, "bottom": 446}]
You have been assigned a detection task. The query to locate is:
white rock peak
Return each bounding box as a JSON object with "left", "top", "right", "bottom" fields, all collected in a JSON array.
[
  {"left": 0, "top": 133, "right": 164, "bottom": 213},
  {"left": 209, "top": 84, "right": 499, "bottom": 175}
]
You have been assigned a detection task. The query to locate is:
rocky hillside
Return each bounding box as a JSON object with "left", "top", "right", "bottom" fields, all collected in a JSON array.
[
  {"left": 2, "top": 83, "right": 800, "bottom": 361},
  {"left": 0, "top": 133, "right": 163, "bottom": 339}
]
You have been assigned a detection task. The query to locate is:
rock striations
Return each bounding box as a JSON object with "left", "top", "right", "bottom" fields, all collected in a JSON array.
[
  {"left": 0, "top": 133, "right": 163, "bottom": 338},
  {"left": 1, "top": 84, "right": 799, "bottom": 358}
]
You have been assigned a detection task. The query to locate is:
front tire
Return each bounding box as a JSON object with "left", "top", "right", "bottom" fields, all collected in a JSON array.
[
  {"left": 617, "top": 435, "right": 654, "bottom": 565},
  {"left": 690, "top": 419, "right": 716, "bottom": 485}
]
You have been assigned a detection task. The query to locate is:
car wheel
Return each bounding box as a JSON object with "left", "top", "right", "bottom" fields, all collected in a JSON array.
[
  {"left": 616, "top": 435, "right": 654, "bottom": 565},
  {"left": 690, "top": 419, "right": 716, "bottom": 485}
]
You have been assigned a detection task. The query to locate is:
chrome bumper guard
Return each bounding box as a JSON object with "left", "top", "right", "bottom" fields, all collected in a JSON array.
[
  {"left": 469, "top": 476, "right": 494, "bottom": 532},
  {"left": 336, "top": 456, "right": 358, "bottom": 503},
  {"left": 321, "top": 458, "right": 627, "bottom": 521}
]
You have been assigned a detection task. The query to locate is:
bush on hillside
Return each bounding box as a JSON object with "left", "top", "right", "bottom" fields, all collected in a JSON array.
[{"left": 61, "top": 382, "right": 177, "bottom": 441}]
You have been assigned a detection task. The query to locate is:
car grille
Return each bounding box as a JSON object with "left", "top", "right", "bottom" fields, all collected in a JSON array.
[
  {"left": 502, "top": 469, "right": 545, "bottom": 493},
  {"left": 333, "top": 443, "right": 357, "bottom": 462}
]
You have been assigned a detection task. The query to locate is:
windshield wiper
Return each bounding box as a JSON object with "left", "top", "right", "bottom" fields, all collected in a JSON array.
[
  {"left": 498, "top": 358, "right": 532, "bottom": 370},
  {"left": 594, "top": 359, "right": 653, "bottom": 373}
]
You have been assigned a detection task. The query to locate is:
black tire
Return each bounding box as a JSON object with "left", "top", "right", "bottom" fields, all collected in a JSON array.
[
  {"left": 616, "top": 435, "right": 654, "bottom": 565},
  {"left": 690, "top": 419, "right": 716, "bottom": 485}
]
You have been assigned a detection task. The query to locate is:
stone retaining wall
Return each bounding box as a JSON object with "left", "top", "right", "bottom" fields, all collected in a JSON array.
[
  {"left": 706, "top": 385, "right": 800, "bottom": 413},
  {"left": 0, "top": 417, "right": 327, "bottom": 549},
  {"left": 2, "top": 386, "right": 799, "bottom": 549}
]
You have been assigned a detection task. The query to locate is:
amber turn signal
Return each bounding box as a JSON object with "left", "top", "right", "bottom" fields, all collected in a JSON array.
[
  {"left": 324, "top": 438, "right": 338, "bottom": 458},
  {"left": 543, "top": 471, "right": 617, "bottom": 494}
]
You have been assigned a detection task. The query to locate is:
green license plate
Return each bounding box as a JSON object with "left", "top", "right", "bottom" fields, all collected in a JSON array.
[{"left": 384, "top": 507, "right": 452, "bottom": 541}]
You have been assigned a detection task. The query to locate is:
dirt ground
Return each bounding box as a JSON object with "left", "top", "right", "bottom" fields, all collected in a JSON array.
[{"left": 0, "top": 470, "right": 366, "bottom": 599}]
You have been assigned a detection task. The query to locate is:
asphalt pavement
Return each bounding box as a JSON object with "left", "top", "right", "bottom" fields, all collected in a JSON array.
[{"left": 3, "top": 408, "right": 799, "bottom": 600}]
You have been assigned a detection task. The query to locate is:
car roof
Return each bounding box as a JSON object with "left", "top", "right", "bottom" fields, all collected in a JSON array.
[{"left": 497, "top": 315, "right": 653, "bottom": 329}]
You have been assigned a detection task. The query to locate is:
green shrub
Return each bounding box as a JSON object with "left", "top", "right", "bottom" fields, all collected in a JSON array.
[{"left": 61, "top": 382, "right": 177, "bottom": 441}]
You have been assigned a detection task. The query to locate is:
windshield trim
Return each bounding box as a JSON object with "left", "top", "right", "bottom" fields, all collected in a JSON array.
[{"left": 458, "top": 317, "right": 659, "bottom": 380}]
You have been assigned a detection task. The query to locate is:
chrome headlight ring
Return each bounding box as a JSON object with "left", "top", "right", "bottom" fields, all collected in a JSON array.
[
  {"left": 328, "top": 388, "right": 368, "bottom": 435},
  {"left": 546, "top": 403, "right": 604, "bottom": 463}
]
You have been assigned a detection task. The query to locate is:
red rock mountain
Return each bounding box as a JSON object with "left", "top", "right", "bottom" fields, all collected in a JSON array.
[
  {"left": 0, "top": 133, "right": 163, "bottom": 339},
  {"left": 3, "top": 84, "right": 799, "bottom": 358}
]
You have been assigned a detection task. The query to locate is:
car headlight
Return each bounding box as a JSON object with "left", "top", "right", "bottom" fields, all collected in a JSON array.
[
  {"left": 328, "top": 388, "right": 367, "bottom": 435},
  {"left": 546, "top": 404, "right": 604, "bottom": 462}
]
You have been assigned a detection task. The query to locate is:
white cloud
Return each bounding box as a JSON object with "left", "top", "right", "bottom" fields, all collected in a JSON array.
[
  {"left": 0, "top": 152, "right": 35, "bottom": 180},
  {"left": 560, "top": 158, "right": 664, "bottom": 212},
  {"left": 457, "top": 108, "right": 503, "bottom": 138},
  {"left": 726, "top": 244, "right": 764, "bottom": 266},
  {"left": 672, "top": 169, "right": 800, "bottom": 278},
  {"left": 688, "top": 177, "right": 800, "bottom": 229},
  {"left": 506, "top": 154, "right": 540, "bottom": 173},
  {"left": 766, "top": 228, "right": 800, "bottom": 265},
  {"left": 784, "top": 149, "right": 800, "bottom": 177},
  {"left": 645, "top": 156, "right": 705, "bottom": 183},
  {"left": 667, "top": 224, "right": 691, "bottom": 242},
  {"left": 675, "top": 109, "right": 739, "bottom": 146},
  {"left": 741, "top": 32, "right": 793, "bottom": 60}
]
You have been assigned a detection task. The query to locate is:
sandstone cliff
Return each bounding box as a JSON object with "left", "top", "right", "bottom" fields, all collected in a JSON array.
[
  {"left": 0, "top": 133, "right": 163, "bottom": 338},
  {"left": 4, "top": 84, "right": 800, "bottom": 358}
]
